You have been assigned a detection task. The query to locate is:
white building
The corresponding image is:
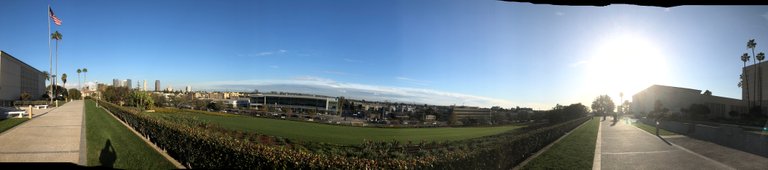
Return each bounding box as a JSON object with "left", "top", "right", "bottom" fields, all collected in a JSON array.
[
  {"left": 632, "top": 84, "right": 745, "bottom": 118},
  {"left": 185, "top": 86, "right": 191, "bottom": 93}
]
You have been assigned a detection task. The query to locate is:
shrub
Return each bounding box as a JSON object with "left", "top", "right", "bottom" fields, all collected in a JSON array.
[{"left": 95, "top": 99, "right": 589, "bottom": 169}]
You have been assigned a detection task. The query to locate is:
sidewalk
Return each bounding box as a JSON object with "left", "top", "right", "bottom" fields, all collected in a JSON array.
[
  {"left": 598, "top": 119, "right": 734, "bottom": 170},
  {"left": 0, "top": 100, "right": 84, "bottom": 163},
  {"left": 664, "top": 135, "right": 768, "bottom": 170}
]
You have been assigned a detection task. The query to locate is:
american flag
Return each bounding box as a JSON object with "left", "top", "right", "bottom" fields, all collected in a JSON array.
[{"left": 49, "top": 7, "right": 61, "bottom": 26}]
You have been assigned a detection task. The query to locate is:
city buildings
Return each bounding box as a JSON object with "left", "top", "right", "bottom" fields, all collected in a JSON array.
[
  {"left": 143, "top": 80, "right": 147, "bottom": 91},
  {"left": 0, "top": 51, "right": 46, "bottom": 101},
  {"left": 450, "top": 106, "right": 491, "bottom": 124},
  {"left": 155, "top": 80, "right": 161, "bottom": 92},
  {"left": 186, "top": 85, "right": 191, "bottom": 93},
  {"left": 631, "top": 84, "right": 745, "bottom": 118}
]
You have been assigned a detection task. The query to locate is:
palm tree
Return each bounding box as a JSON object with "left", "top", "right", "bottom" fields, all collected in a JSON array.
[
  {"left": 61, "top": 73, "right": 67, "bottom": 90},
  {"left": 50, "top": 31, "right": 62, "bottom": 101},
  {"left": 42, "top": 71, "right": 50, "bottom": 98},
  {"left": 77, "top": 69, "right": 82, "bottom": 90},
  {"left": 51, "top": 74, "right": 57, "bottom": 98},
  {"left": 51, "top": 31, "right": 62, "bottom": 93},
  {"left": 748, "top": 39, "right": 757, "bottom": 108},
  {"left": 758, "top": 52, "right": 766, "bottom": 109},
  {"left": 742, "top": 53, "right": 751, "bottom": 108},
  {"left": 82, "top": 68, "right": 88, "bottom": 89}
]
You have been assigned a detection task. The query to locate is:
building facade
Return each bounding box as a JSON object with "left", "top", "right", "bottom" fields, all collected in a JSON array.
[
  {"left": 0, "top": 51, "right": 46, "bottom": 101},
  {"left": 155, "top": 80, "right": 160, "bottom": 92},
  {"left": 742, "top": 61, "right": 768, "bottom": 114},
  {"left": 249, "top": 93, "right": 339, "bottom": 113},
  {"left": 450, "top": 106, "right": 491, "bottom": 123},
  {"left": 632, "top": 85, "right": 745, "bottom": 118}
]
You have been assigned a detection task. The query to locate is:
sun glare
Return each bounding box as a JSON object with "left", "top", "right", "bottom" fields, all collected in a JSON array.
[{"left": 584, "top": 34, "right": 669, "bottom": 103}]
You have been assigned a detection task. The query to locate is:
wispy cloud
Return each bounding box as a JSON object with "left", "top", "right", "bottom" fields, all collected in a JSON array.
[
  {"left": 247, "top": 49, "right": 289, "bottom": 57},
  {"left": 270, "top": 65, "right": 280, "bottom": 69},
  {"left": 555, "top": 12, "right": 564, "bottom": 16},
  {"left": 195, "top": 76, "right": 533, "bottom": 108},
  {"left": 323, "top": 70, "right": 350, "bottom": 75},
  {"left": 396, "top": 76, "right": 431, "bottom": 86},
  {"left": 343, "top": 58, "right": 363, "bottom": 63},
  {"left": 762, "top": 12, "right": 768, "bottom": 22}
]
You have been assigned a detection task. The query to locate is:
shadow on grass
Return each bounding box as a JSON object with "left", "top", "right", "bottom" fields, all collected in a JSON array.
[{"left": 99, "top": 139, "right": 117, "bottom": 168}]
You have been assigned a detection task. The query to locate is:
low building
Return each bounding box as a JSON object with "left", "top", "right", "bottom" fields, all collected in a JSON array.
[
  {"left": 249, "top": 93, "right": 338, "bottom": 113},
  {"left": 0, "top": 51, "right": 46, "bottom": 101},
  {"left": 451, "top": 106, "right": 491, "bottom": 123},
  {"left": 632, "top": 84, "right": 746, "bottom": 118}
]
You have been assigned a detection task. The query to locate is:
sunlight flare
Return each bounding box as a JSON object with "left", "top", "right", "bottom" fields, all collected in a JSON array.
[{"left": 584, "top": 33, "right": 670, "bottom": 103}]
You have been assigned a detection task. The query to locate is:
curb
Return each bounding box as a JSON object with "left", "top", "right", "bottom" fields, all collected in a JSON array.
[
  {"left": 593, "top": 119, "right": 602, "bottom": 170},
  {"left": 79, "top": 100, "right": 88, "bottom": 166}
]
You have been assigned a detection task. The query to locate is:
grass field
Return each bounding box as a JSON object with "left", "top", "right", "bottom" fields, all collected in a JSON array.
[
  {"left": 0, "top": 118, "right": 28, "bottom": 133},
  {"left": 147, "top": 110, "right": 522, "bottom": 145},
  {"left": 85, "top": 100, "right": 176, "bottom": 169},
  {"left": 522, "top": 118, "right": 599, "bottom": 170},
  {"left": 632, "top": 121, "right": 678, "bottom": 136}
]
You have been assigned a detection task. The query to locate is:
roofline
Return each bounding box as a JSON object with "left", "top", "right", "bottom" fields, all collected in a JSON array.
[
  {"left": 0, "top": 50, "right": 44, "bottom": 74},
  {"left": 635, "top": 84, "right": 742, "bottom": 101}
]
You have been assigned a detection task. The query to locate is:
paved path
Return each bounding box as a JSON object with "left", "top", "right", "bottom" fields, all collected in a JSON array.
[
  {"left": 0, "top": 100, "right": 84, "bottom": 163},
  {"left": 598, "top": 119, "right": 734, "bottom": 170}
]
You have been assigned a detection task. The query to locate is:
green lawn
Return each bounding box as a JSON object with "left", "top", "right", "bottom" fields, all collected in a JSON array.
[
  {"left": 523, "top": 118, "right": 599, "bottom": 170},
  {"left": 0, "top": 118, "right": 28, "bottom": 133},
  {"left": 632, "top": 121, "right": 677, "bottom": 136},
  {"left": 147, "top": 111, "right": 522, "bottom": 145},
  {"left": 85, "top": 100, "right": 176, "bottom": 169}
]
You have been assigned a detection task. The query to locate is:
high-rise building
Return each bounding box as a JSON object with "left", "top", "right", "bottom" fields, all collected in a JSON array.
[
  {"left": 155, "top": 80, "right": 161, "bottom": 92},
  {"left": 185, "top": 85, "right": 192, "bottom": 93},
  {"left": 126, "top": 79, "right": 132, "bottom": 89},
  {"left": 143, "top": 80, "right": 147, "bottom": 91},
  {"left": 113, "top": 79, "right": 120, "bottom": 87}
]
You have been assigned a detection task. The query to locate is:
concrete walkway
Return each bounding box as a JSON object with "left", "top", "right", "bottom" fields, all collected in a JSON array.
[
  {"left": 0, "top": 100, "right": 83, "bottom": 163},
  {"left": 598, "top": 119, "right": 734, "bottom": 170}
]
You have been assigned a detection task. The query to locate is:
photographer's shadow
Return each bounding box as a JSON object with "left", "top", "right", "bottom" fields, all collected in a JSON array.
[{"left": 99, "top": 139, "right": 117, "bottom": 168}]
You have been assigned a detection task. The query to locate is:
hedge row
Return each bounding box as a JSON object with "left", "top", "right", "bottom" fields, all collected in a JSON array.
[{"left": 96, "top": 99, "right": 588, "bottom": 169}]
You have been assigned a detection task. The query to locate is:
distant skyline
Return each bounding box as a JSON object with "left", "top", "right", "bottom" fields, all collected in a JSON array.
[{"left": 2, "top": 1, "right": 768, "bottom": 109}]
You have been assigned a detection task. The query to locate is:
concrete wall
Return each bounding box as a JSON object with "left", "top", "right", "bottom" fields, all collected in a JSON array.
[
  {"left": 0, "top": 51, "right": 45, "bottom": 101},
  {"left": 641, "top": 118, "right": 768, "bottom": 158}
]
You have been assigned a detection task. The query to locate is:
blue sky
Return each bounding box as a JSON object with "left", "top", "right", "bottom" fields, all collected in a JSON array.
[{"left": 2, "top": 1, "right": 768, "bottom": 109}]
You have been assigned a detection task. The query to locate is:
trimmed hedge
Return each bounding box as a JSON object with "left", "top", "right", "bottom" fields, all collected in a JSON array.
[{"left": 96, "top": 99, "right": 588, "bottom": 169}]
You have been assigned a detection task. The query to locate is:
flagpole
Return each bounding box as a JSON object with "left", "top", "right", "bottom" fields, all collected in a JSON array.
[{"left": 48, "top": 5, "right": 53, "bottom": 104}]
